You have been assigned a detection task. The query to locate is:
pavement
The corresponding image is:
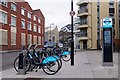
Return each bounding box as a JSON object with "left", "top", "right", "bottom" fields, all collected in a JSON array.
[
  {"left": 0, "top": 50, "right": 119, "bottom": 79},
  {"left": 0, "top": 51, "right": 21, "bottom": 71}
]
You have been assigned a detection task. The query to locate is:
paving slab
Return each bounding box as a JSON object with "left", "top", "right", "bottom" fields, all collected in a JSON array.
[{"left": 0, "top": 50, "right": 118, "bottom": 79}]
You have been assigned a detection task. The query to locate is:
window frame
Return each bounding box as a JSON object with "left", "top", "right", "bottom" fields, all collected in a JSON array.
[
  {"left": 0, "top": 10, "right": 7, "bottom": 24},
  {"left": 0, "top": 0, "right": 7, "bottom": 7},
  {"left": 33, "top": 15, "right": 37, "bottom": 21},
  {"left": 38, "top": 26, "right": 41, "bottom": 33},
  {"left": 28, "top": 11, "right": 32, "bottom": 19},
  {"left": 21, "top": 19, "right": 25, "bottom": 29},
  {"left": 38, "top": 18, "right": 41, "bottom": 23},
  {"left": 11, "top": 14, "right": 16, "bottom": 27},
  {"left": 34, "top": 24, "right": 37, "bottom": 32},
  {"left": 11, "top": 2, "right": 17, "bottom": 11},
  {"left": 21, "top": 7, "right": 25, "bottom": 16},
  {"left": 27, "top": 21, "right": 32, "bottom": 31}
]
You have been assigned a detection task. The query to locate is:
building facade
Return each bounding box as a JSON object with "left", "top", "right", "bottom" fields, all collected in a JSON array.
[
  {"left": 59, "top": 24, "right": 72, "bottom": 47},
  {"left": 45, "top": 26, "right": 59, "bottom": 44},
  {"left": 76, "top": 0, "right": 120, "bottom": 50},
  {"left": 0, "top": 0, "right": 45, "bottom": 50}
]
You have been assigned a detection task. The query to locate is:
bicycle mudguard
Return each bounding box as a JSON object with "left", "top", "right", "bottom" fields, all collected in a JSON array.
[
  {"left": 42, "top": 56, "right": 58, "bottom": 64},
  {"left": 62, "top": 51, "right": 70, "bottom": 56},
  {"left": 53, "top": 56, "right": 60, "bottom": 60}
]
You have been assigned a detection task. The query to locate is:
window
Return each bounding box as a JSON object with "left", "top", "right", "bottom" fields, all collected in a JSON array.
[
  {"left": 34, "top": 35, "right": 37, "bottom": 44},
  {"left": 21, "top": 19, "right": 25, "bottom": 29},
  {"left": 79, "top": 28, "right": 87, "bottom": 37},
  {"left": 11, "top": 2, "right": 16, "bottom": 11},
  {"left": 38, "top": 18, "right": 41, "bottom": 23},
  {"left": 34, "top": 15, "right": 36, "bottom": 21},
  {"left": 21, "top": 8, "right": 25, "bottom": 16},
  {"left": 0, "top": 0, "right": 7, "bottom": 7},
  {"left": 109, "top": 8, "right": 114, "bottom": 13},
  {"left": 38, "top": 26, "right": 41, "bottom": 33},
  {"left": 27, "top": 34, "right": 32, "bottom": 44},
  {"left": 38, "top": 36, "right": 41, "bottom": 45},
  {"left": 34, "top": 24, "right": 37, "bottom": 32},
  {"left": 28, "top": 21, "right": 32, "bottom": 31},
  {"left": 11, "top": 15, "right": 16, "bottom": 26},
  {"left": 78, "top": 4, "right": 88, "bottom": 14},
  {"left": 79, "top": 16, "right": 87, "bottom": 25},
  {"left": 28, "top": 12, "right": 31, "bottom": 18},
  {"left": 21, "top": 33, "right": 25, "bottom": 45},
  {"left": 0, "top": 29, "right": 8, "bottom": 45},
  {"left": 0, "top": 11, "right": 7, "bottom": 24},
  {"left": 11, "top": 32, "right": 16, "bottom": 45}
]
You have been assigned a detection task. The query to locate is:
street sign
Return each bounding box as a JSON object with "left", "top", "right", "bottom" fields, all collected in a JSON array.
[
  {"left": 102, "top": 18, "right": 113, "bottom": 66},
  {"left": 102, "top": 18, "right": 112, "bottom": 28},
  {"left": 103, "top": 28, "right": 113, "bottom": 66},
  {"left": 69, "top": 11, "right": 75, "bottom": 16}
]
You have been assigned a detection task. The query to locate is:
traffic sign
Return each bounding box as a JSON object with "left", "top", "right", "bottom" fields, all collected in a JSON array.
[
  {"left": 69, "top": 11, "right": 75, "bottom": 16},
  {"left": 102, "top": 18, "right": 112, "bottom": 28}
]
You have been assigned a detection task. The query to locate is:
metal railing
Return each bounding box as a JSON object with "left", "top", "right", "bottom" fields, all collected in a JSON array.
[
  {"left": 78, "top": 9, "right": 88, "bottom": 14},
  {"left": 76, "top": 33, "right": 87, "bottom": 37},
  {"left": 75, "top": 44, "right": 88, "bottom": 49},
  {"left": 79, "top": 20, "right": 87, "bottom": 25}
]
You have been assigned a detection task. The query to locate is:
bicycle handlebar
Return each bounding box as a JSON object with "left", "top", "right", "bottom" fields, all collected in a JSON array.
[
  {"left": 27, "top": 44, "right": 38, "bottom": 51},
  {"left": 34, "top": 44, "right": 38, "bottom": 49},
  {"left": 27, "top": 44, "right": 33, "bottom": 50}
]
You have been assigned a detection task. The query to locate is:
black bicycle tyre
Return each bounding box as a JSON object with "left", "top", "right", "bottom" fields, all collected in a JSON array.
[
  {"left": 58, "top": 58, "right": 62, "bottom": 70},
  {"left": 52, "top": 53, "right": 62, "bottom": 71},
  {"left": 13, "top": 56, "right": 31, "bottom": 73},
  {"left": 42, "top": 59, "right": 60, "bottom": 75},
  {"left": 46, "top": 56, "right": 62, "bottom": 71},
  {"left": 53, "top": 51, "right": 62, "bottom": 70},
  {"left": 62, "top": 54, "right": 71, "bottom": 62},
  {"left": 30, "top": 57, "right": 39, "bottom": 70}
]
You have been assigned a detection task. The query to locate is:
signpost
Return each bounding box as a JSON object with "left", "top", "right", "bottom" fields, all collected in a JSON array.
[
  {"left": 69, "top": 11, "right": 75, "bottom": 16},
  {"left": 70, "top": 0, "right": 75, "bottom": 66},
  {"left": 102, "top": 18, "right": 113, "bottom": 66}
]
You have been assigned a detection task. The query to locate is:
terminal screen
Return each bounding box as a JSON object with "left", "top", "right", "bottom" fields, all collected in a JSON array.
[{"left": 104, "top": 30, "right": 111, "bottom": 46}]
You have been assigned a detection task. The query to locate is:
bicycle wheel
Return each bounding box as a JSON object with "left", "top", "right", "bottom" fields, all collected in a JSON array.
[
  {"left": 30, "top": 57, "right": 39, "bottom": 70},
  {"left": 58, "top": 58, "right": 62, "bottom": 70},
  {"left": 62, "top": 54, "right": 71, "bottom": 62},
  {"left": 14, "top": 56, "right": 31, "bottom": 72},
  {"left": 48, "top": 56, "right": 62, "bottom": 71},
  {"left": 53, "top": 55, "right": 62, "bottom": 70},
  {"left": 42, "top": 59, "right": 60, "bottom": 75}
]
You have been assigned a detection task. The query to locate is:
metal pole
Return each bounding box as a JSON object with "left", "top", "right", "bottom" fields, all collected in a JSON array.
[
  {"left": 71, "top": 0, "right": 74, "bottom": 66},
  {"left": 50, "top": 24, "right": 51, "bottom": 40},
  {"left": 98, "top": 1, "right": 101, "bottom": 50}
]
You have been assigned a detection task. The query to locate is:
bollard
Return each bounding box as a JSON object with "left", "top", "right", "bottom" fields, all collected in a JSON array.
[{"left": 18, "top": 53, "right": 26, "bottom": 75}]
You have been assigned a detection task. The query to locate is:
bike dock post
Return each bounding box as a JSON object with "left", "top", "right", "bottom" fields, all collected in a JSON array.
[{"left": 18, "top": 53, "right": 26, "bottom": 75}]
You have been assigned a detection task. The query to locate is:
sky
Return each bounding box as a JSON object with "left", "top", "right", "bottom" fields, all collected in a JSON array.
[{"left": 25, "top": 0, "right": 78, "bottom": 30}]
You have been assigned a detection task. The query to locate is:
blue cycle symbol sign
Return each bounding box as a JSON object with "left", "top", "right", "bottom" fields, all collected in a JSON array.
[{"left": 102, "top": 18, "right": 112, "bottom": 28}]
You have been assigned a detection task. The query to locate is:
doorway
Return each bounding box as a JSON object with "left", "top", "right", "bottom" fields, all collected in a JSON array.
[{"left": 83, "top": 40, "right": 87, "bottom": 49}]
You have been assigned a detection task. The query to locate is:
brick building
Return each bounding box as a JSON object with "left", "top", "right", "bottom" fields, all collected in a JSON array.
[{"left": 0, "top": 0, "right": 45, "bottom": 50}]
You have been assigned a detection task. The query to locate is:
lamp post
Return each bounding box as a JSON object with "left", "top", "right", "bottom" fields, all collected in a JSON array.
[
  {"left": 70, "top": 0, "right": 74, "bottom": 66},
  {"left": 49, "top": 23, "right": 54, "bottom": 40}
]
